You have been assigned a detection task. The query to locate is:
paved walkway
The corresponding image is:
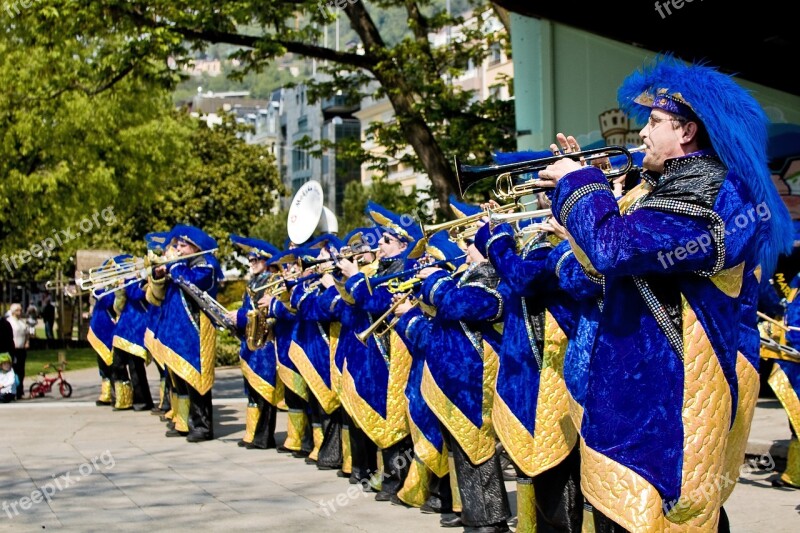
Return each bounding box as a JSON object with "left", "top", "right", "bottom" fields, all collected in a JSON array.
[{"left": 1, "top": 365, "right": 798, "bottom": 531}]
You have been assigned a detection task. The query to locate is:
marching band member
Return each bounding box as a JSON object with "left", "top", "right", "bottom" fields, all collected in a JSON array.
[
  {"left": 289, "top": 235, "right": 342, "bottom": 465},
  {"left": 143, "top": 232, "right": 172, "bottom": 416},
  {"left": 472, "top": 207, "right": 582, "bottom": 531},
  {"left": 260, "top": 249, "right": 311, "bottom": 457},
  {"left": 768, "top": 276, "right": 800, "bottom": 488},
  {"left": 535, "top": 56, "right": 793, "bottom": 531},
  {"left": 87, "top": 260, "right": 119, "bottom": 407},
  {"left": 337, "top": 202, "right": 417, "bottom": 501},
  {"left": 228, "top": 235, "right": 283, "bottom": 450},
  {"left": 392, "top": 231, "right": 464, "bottom": 516},
  {"left": 111, "top": 254, "right": 154, "bottom": 412},
  {"left": 398, "top": 226, "right": 510, "bottom": 532},
  {"left": 317, "top": 228, "right": 381, "bottom": 483},
  {"left": 148, "top": 225, "right": 223, "bottom": 442}
]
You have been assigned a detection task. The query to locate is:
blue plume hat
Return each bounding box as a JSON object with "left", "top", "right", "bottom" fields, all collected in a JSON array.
[
  {"left": 408, "top": 230, "right": 466, "bottom": 271},
  {"left": 365, "top": 201, "right": 422, "bottom": 243},
  {"left": 618, "top": 55, "right": 793, "bottom": 274},
  {"left": 170, "top": 224, "right": 218, "bottom": 252},
  {"left": 307, "top": 233, "right": 343, "bottom": 251},
  {"left": 229, "top": 234, "right": 279, "bottom": 260},
  {"left": 145, "top": 232, "right": 170, "bottom": 252},
  {"left": 343, "top": 227, "right": 384, "bottom": 250}
]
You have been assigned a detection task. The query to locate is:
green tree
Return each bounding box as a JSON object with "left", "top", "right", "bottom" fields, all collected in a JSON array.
[{"left": 40, "top": 0, "right": 515, "bottom": 217}]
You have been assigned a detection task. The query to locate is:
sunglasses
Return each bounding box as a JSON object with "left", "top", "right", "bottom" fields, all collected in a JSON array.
[{"left": 382, "top": 235, "right": 397, "bottom": 245}]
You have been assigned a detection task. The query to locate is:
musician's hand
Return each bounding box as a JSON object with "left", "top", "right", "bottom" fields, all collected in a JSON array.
[
  {"left": 532, "top": 133, "right": 584, "bottom": 188},
  {"left": 320, "top": 273, "right": 335, "bottom": 289},
  {"left": 258, "top": 294, "right": 273, "bottom": 309},
  {"left": 417, "top": 267, "right": 442, "bottom": 280},
  {"left": 338, "top": 258, "right": 359, "bottom": 278},
  {"left": 479, "top": 200, "right": 500, "bottom": 211},
  {"left": 536, "top": 192, "right": 552, "bottom": 209},
  {"left": 153, "top": 265, "right": 167, "bottom": 279},
  {"left": 546, "top": 217, "right": 570, "bottom": 241},
  {"left": 225, "top": 310, "right": 238, "bottom": 322},
  {"left": 393, "top": 297, "right": 415, "bottom": 316}
]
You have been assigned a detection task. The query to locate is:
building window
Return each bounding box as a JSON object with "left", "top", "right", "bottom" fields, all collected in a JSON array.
[
  {"left": 298, "top": 116, "right": 308, "bottom": 131},
  {"left": 489, "top": 43, "right": 502, "bottom": 66}
]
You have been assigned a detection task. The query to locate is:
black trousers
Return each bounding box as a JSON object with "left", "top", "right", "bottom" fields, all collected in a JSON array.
[
  {"left": 97, "top": 355, "right": 112, "bottom": 383},
  {"left": 158, "top": 363, "right": 172, "bottom": 411},
  {"left": 426, "top": 471, "right": 453, "bottom": 512},
  {"left": 317, "top": 407, "right": 343, "bottom": 469},
  {"left": 443, "top": 428, "right": 511, "bottom": 528},
  {"left": 172, "top": 374, "right": 213, "bottom": 438},
  {"left": 110, "top": 347, "right": 131, "bottom": 383},
  {"left": 11, "top": 348, "right": 26, "bottom": 399},
  {"left": 527, "top": 443, "right": 583, "bottom": 533},
  {"left": 380, "top": 436, "right": 414, "bottom": 496},
  {"left": 347, "top": 414, "right": 378, "bottom": 484},
  {"left": 248, "top": 385, "right": 277, "bottom": 449},
  {"left": 128, "top": 354, "right": 153, "bottom": 407}
]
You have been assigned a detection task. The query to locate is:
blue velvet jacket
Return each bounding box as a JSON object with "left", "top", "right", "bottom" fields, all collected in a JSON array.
[
  {"left": 315, "top": 285, "right": 354, "bottom": 405},
  {"left": 112, "top": 281, "right": 149, "bottom": 359},
  {"left": 414, "top": 262, "right": 503, "bottom": 465},
  {"left": 394, "top": 307, "right": 448, "bottom": 477},
  {"left": 151, "top": 257, "right": 218, "bottom": 395},
  {"left": 342, "top": 256, "right": 411, "bottom": 449},
  {"left": 267, "top": 295, "right": 306, "bottom": 401},
  {"left": 551, "top": 153, "right": 760, "bottom": 528},
  {"left": 486, "top": 226, "right": 580, "bottom": 476},
  {"left": 774, "top": 275, "right": 800, "bottom": 436},
  {"left": 88, "top": 292, "right": 116, "bottom": 366},
  {"left": 289, "top": 282, "right": 339, "bottom": 413},
  {"left": 235, "top": 273, "right": 280, "bottom": 405}
]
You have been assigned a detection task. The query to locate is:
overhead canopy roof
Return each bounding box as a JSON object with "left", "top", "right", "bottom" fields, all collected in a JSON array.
[{"left": 494, "top": 1, "right": 799, "bottom": 96}]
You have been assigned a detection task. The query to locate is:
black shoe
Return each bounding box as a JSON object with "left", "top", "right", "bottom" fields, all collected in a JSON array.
[
  {"left": 419, "top": 497, "right": 453, "bottom": 514},
  {"left": 304, "top": 457, "right": 317, "bottom": 465},
  {"left": 133, "top": 403, "right": 155, "bottom": 412},
  {"left": 277, "top": 446, "right": 294, "bottom": 454},
  {"left": 374, "top": 491, "right": 392, "bottom": 502},
  {"left": 337, "top": 470, "right": 350, "bottom": 478},
  {"left": 150, "top": 407, "right": 165, "bottom": 415},
  {"left": 245, "top": 442, "right": 267, "bottom": 450},
  {"left": 317, "top": 463, "right": 338, "bottom": 470},
  {"left": 292, "top": 450, "right": 310, "bottom": 458},
  {"left": 186, "top": 433, "right": 213, "bottom": 443},
  {"left": 95, "top": 400, "right": 112, "bottom": 406},
  {"left": 439, "top": 513, "right": 462, "bottom": 528},
  {"left": 112, "top": 405, "right": 133, "bottom": 412},
  {"left": 165, "top": 429, "right": 188, "bottom": 438},
  {"left": 237, "top": 439, "right": 249, "bottom": 448},
  {"left": 390, "top": 494, "right": 412, "bottom": 508},
  {"left": 771, "top": 477, "right": 800, "bottom": 489}
]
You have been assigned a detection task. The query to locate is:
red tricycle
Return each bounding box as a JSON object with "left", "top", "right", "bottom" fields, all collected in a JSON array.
[{"left": 29, "top": 362, "right": 73, "bottom": 398}]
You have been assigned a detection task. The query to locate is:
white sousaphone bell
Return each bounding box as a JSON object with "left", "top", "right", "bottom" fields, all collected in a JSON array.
[{"left": 287, "top": 179, "right": 339, "bottom": 245}]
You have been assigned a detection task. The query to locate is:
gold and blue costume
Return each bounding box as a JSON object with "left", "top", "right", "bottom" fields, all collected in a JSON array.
[
  {"left": 149, "top": 225, "right": 221, "bottom": 440},
  {"left": 771, "top": 275, "right": 800, "bottom": 487},
  {"left": 550, "top": 57, "right": 793, "bottom": 531},
  {"left": 112, "top": 278, "right": 153, "bottom": 410},
  {"left": 416, "top": 261, "right": 511, "bottom": 529},
  {"left": 230, "top": 235, "right": 282, "bottom": 449},
  {"left": 88, "top": 287, "right": 116, "bottom": 406},
  {"left": 482, "top": 223, "right": 583, "bottom": 532}
]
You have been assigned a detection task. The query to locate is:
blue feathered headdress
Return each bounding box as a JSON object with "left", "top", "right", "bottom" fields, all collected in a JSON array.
[
  {"left": 229, "top": 234, "right": 279, "bottom": 260},
  {"left": 618, "top": 55, "right": 792, "bottom": 275}
]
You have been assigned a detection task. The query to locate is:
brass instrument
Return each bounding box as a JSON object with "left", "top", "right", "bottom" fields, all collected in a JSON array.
[
  {"left": 455, "top": 145, "right": 646, "bottom": 199},
  {"left": 78, "top": 249, "right": 218, "bottom": 293},
  {"left": 356, "top": 291, "right": 418, "bottom": 346},
  {"left": 245, "top": 308, "right": 275, "bottom": 351},
  {"left": 420, "top": 203, "right": 519, "bottom": 242},
  {"left": 300, "top": 248, "right": 379, "bottom": 268},
  {"left": 488, "top": 207, "right": 552, "bottom": 228}
]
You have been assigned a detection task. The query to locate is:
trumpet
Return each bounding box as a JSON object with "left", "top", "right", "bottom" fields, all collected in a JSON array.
[
  {"left": 420, "top": 203, "right": 519, "bottom": 241},
  {"left": 356, "top": 292, "right": 418, "bottom": 345},
  {"left": 487, "top": 207, "right": 552, "bottom": 227},
  {"left": 455, "top": 145, "right": 645, "bottom": 199},
  {"left": 300, "top": 248, "right": 379, "bottom": 268}
]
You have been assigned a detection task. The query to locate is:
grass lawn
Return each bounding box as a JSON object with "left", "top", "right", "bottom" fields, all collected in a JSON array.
[{"left": 26, "top": 347, "right": 98, "bottom": 377}]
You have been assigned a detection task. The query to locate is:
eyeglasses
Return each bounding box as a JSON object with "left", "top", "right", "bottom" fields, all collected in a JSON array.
[
  {"left": 382, "top": 236, "right": 394, "bottom": 245},
  {"left": 248, "top": 258, "right": 260, "bottom": 264},
  {"left": 646, "top": 114, "right": 686, "bottom": 130}
]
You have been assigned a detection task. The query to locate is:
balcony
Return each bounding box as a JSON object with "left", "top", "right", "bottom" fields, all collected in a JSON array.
[{"left": 321, "top": 95, "right": 360, "bottom": 115}]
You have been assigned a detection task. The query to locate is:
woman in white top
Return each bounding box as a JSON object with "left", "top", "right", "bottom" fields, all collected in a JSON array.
[{"left": 7, "top": 303, "right": 29, "bottom": 399}]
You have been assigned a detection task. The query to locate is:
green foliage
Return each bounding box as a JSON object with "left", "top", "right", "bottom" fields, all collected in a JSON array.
[
  {"left": 340, "top": 178, "right": 430, "bottom": 235},
  {"left": 215, "top": 329, "right": 242, "bottom": 367}
]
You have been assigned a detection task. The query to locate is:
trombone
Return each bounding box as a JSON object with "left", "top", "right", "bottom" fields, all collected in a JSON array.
[
  {"left": 355, "top": 292, "right": 418, "bottom": 345},
  {"left": 455, "top": 145, "right": 645, "bottom": 200}
]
